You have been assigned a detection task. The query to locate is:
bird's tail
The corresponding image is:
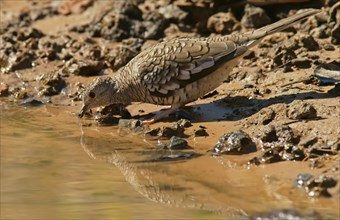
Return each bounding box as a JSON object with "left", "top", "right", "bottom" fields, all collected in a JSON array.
[{"left": 236, "top": 8, "right": 321, "bottom": 48}]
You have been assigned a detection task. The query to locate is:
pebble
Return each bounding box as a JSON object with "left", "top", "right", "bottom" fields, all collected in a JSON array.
[
  {"left": 212, "top": 130, "right": 256, "bottom": 155},
  {"left": 286, "top": 100, "right": 317, "bottom": 120}
]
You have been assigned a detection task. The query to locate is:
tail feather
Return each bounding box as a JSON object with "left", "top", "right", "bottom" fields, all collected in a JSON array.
[{"left": 239, "top": 9, "right": 321, "bottom": 47}]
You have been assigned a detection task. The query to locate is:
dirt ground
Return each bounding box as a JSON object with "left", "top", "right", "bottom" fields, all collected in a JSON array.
[{"left": 1, "top": 0, "right": 339, "bottom": 218}]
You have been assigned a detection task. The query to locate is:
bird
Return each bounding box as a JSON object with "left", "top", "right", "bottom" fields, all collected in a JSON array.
[{"left": 79, "top": 9, "right": 320, "bottom": 124}]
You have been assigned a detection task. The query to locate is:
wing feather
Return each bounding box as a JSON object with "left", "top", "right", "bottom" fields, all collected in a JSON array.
[{"left": 139, "top": 38, "right": 243, "bottom": 97}]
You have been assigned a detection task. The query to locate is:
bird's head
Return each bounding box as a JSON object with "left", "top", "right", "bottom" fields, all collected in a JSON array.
[{"left": 78, "top": 77, "right": 118, "bottom": 118}]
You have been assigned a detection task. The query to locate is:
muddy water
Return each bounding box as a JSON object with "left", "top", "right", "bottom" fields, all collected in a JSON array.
[{"left": 1, "top": 100, "right": 339, "bottom": 219}]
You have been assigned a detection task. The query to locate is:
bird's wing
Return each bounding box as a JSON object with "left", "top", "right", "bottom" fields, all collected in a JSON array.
[{"left": 139, "top": 37, "right": 245, "bottom": 97}]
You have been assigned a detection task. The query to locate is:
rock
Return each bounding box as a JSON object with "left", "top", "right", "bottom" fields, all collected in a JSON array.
[
  {"left": 296, "top": 173, "right": 313, "bottom": 187},
  {"left": 100, "top": 103, "right": 131, "bottom": 118},
  {"left": 67, "top": 59, "right": 104, "bottom": 76},
  {"left": 299, "top": 136, "right": 318, "bottom": 147},
  {"left": 5, "top": 52, "right": 35, "bottom": 73},
  {"left": 212, "top": 130, "right": 256, "bottom": 155},
  {"left": 323, "top": 43, "right": 335, "bottom": 51},
  {"left": 96, "top": 114, "right": 119, "bottom": 126},
  {"left": 194, "top": 127, "right": 209, "bottom": 137},
  {"left": 311, "top": 25, "right": 329, "bottom": 39},
  {"left": 142, "top": 11, "right": 168, "bottom": 39},
  {"left": 68, "top": 82, "right": 85, "bottom": 101},
  {"left": 9, "top": 86, "right": 29, "bottom": 100},
  {"left": 281, "top": 144, "right": 305, "bottom": 161},
  {"left": 158, "top": 123, "right": 185, "bottom": 138},
  {"left": 70, "top": 2, "right": 167, "bottom": 41},
  {"left": 145, "top": 127, "right": 161, "bottom": 136},
  {"left": 297, "top": 173, "right": 338, "bottom": 197},
  {"left": 291, "top": 58, "right": 312, "bottom": 69},
  {"left": 255, "top": 108, "right": 276, "bottom": 125},
  {"left": 241, "top": 4, "right": 271, "bottom": 29},
  {"left": 260, "top": 148, "right": 281, "bottom": 163},
  {"left": 37, "top": 72, "right": 66, "bottom": 96},
  {"left": 177, "top": 119, "right": 192, "bottom": 128},
  {"left": 306, "top": 146, "right": 338, "bottom": 158},
  {"left": 105, "top": 38, "right": 143, "bottom": 70},
  {"left": 271, "top": 48, "right": 297, "bottom": 69},
  {"left": 118, "top": 119, "right": 146, "bottom": 132},
  {"left": 207, "top": 12, "right": 240, "bottom": 35},
  {"left": 300, "top": 35, "right": 319, "bottom": 51},
  {"left": 16, "top": 27, "right": 44, "bottom": 41},
  {"left": 275, "top": 125, "right": 296, "bottom": 144},
  {"left": 164, "top": 136, "right": 189, "bottom": 149},
  {"left": 158, "top": 4, "right": 188, "bottom": 24},
  {"left": 287, "top": 100, "right": 317, "bottom": 120},
  {"left": 0, "top": 83, "right": 9, "bottom": 97},
  {"left": 259, "top": 125, "right": 278, "bottom": 142}
]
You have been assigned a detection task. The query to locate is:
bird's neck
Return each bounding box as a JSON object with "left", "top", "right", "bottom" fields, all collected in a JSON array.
[{"left": 109, "top": 67, "right": 144, "bottom": 104}]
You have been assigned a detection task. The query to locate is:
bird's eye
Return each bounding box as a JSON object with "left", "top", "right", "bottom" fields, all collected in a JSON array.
[{"left": 89, "top": 92, "right": 96, "bottom": 98}]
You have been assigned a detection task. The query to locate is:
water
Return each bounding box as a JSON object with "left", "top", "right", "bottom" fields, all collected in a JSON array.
[
  {"left": 0, "top": 102, "right": 223, "bottom": 219},
  {"left": 1, "top": 101, "right": 339, "bottom": 219}
]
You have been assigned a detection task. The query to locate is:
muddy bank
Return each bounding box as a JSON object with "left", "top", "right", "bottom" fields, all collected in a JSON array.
[{"left": 1, "top": 0, "right": 339, "bottom": 218}]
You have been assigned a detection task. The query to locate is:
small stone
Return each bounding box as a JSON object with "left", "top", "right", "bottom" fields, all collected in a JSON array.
[
  {"left": 276, "top": 125, "right": 295, "bottom": 144},
  {"left": 300, "top": 35, "right": 319, "bottom": 51},
  {"left": 67, "top": 60, "right": 104, "bottom": 76},
  {"left": 311, "top": 25, "right": 329, "bottom": 39},
  {"left": 287, "top": 100, "right": 317, "bottom": 120},
  {"left": 158, "top": 4, "right": 188, "bottom": 24},
  {"left": 281, "top": 144, "right": 305, "bottom": 161},
  {"left": 207, "top": 12, "right": 240, "bottom": 35},
  {"left": 194, "top": 128, "right": 208, "bottom": 137},
  {"left": 37, "top": 72, "right": 66, "bottom": 96},
  {"left": 165, "top": 136, "right": 189, "bottom": 150},
  {"left": 299, "top": 136, "right": 318, "bottom": 147},
  {"left": 259, "top": 125, "right": 278, "bottom": 142},
  {"left": 158, "top": 123, "right": 185, "bottom": 138},
  {"left": 177, "top": 119, "right": 192, "bottom": 128},
  {"left": 0, "top": 83, "right": 9, "bottom": 97},
  {"left": 306, "top": 146, "right": 338, "bottom": 158},
  {"left": 14, "top": 90, "right": 28, "bottom": 99},
  {"left": 96, "top": 114, "right": 119, "bottom": 126},
  {"left": 145, "top": 127, "right": 161, "bottom": 136},
  {"left": 296, "top": 173, "right": 313, "bottom": 187},
  {"left": 105, "top": 45, "right": 139, "bottom": 71},
  {"left": 260, "top": 149, "right": 281, "bottom": 163},
  {"left": 212, "top": 130, "right": 256, "bottom": 155},
  {"left": 323, "top": 43, "right": 335, "bottom": 51},
  {"left": 291, "top": 58, "right": 312, "bottom": 69},
  {"left": 241, "top": 4, "right": 271, "bottom": 29},
  {"left": 255, "top": 108, "right": 276, "bottom": 125}
]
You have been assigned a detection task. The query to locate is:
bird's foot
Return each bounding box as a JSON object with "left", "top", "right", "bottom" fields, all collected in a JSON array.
[{"left": 142, "top": 107, "right": 177, "bottom": 124}]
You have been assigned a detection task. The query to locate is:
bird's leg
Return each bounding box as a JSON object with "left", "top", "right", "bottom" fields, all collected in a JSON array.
[{"left": 143, "top": 106, "right": 179, "bottom": 124}]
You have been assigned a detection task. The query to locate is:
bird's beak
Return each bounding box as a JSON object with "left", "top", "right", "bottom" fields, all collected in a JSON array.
[{"left": 78, "top": 103, "right": 89, "bottom": 118}]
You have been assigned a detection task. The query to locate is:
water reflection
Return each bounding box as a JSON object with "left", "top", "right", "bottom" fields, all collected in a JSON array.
[
  {"left": 79, "top": 126, "right": 248, "bottom": 218},
  {"left": 79, "top": 124, "right": 340, "bottom": 219}
]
